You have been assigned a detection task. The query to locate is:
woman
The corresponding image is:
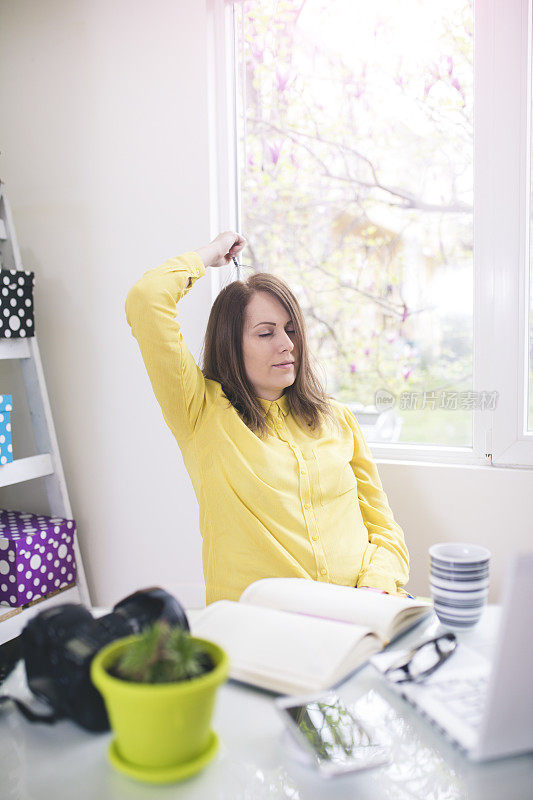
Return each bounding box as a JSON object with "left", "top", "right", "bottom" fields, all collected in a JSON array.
[{"left": 125, "top": 231, "right": 409, "bottom": 604}]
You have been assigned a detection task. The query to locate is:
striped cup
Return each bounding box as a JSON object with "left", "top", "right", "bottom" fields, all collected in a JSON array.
[{"left": 429, "top": 543, "right": 490, "bottom": 629}]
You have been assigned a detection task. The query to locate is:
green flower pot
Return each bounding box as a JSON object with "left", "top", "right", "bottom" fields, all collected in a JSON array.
[{"left": 90, "top": 634, "right": 229, "bottom": 775}]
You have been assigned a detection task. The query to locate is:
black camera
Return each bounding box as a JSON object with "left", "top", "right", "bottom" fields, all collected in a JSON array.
[{"left": 1, "top": 587, "right": 189, "bottom": 732}]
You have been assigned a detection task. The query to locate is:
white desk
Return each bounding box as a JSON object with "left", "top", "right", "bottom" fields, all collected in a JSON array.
[{"left": 1, "top": 606, "right": 533, "bottom": 800}]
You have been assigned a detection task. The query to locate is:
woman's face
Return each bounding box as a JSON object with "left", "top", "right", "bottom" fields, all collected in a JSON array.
[{"left": 242, "top": 291, "right": 298, "bottom": 401}]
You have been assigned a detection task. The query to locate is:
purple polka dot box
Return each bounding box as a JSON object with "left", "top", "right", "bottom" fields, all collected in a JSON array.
[
  {"left": 0, "top": 509, "right": 77, "bottom": 608},
  {"left": 0, "top": 269, "right": 35, "bottom": 339}
]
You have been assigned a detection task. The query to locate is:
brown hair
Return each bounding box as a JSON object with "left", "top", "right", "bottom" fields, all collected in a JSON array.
[{"left": 200, "top": 272, "right": 341, "bottom": 439}]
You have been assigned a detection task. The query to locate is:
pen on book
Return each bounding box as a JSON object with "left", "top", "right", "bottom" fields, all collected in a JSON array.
[{"left": 361, "top": 587, "right": 416, "bottom": 599}]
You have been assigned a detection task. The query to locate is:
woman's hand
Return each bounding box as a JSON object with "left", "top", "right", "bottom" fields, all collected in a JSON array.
[{"left": 195, "top": 231, "right": 247, "bottom": 269}]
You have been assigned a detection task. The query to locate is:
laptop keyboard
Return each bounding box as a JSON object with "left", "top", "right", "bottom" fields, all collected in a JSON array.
[{"left": 426, "top": 674, "right": 489, "bottom": 729}]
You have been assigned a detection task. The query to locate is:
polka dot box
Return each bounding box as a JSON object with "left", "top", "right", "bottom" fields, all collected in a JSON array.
[
  {"left": 0, "top": 269, "right": 35, "bottom": 338},
  {"left": 0, "top": 394, "right": 13, "bottom": 465},
  {"left": 0, "top": 510, "right": 77, "bottom": 607}
]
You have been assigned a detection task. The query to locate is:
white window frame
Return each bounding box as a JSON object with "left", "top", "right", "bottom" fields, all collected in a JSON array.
[
  {"left": 207, "top": 0, "right": 533, "bottom": 469},
  {"left": 204, "top": 0, "right": 241, "bottom": 301},
  {"left": 474, "top": 0, "right": 533, "bottom": 468}
]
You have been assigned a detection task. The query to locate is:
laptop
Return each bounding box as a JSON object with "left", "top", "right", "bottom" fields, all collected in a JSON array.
[{"left": 371, "top": 552, "right": 533, "bottom": 762}]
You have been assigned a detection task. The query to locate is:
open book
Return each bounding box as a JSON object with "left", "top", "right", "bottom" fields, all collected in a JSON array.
[{"left": 191, "top": 578, "right": 433, "bottom": 696}]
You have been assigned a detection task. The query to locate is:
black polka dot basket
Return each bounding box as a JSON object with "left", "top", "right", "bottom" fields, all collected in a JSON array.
[{"left": 0, "top": 269, "right": 35, "bottom": 338}]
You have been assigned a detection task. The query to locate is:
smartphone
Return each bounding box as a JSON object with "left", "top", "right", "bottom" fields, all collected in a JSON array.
[{"left": 275, "top": 692, "right": 391, "bottom": 778}]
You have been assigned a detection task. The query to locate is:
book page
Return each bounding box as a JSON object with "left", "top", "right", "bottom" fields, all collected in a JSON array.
[
  {"left": 191, "top": 600, "right": 380, "bottom": 694},
  {"left": 239, "top": 578, "right": 432, "bottom": 641}
]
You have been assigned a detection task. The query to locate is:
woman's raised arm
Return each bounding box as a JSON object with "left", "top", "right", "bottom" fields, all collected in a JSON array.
[
  {"left": 124, "top": 233, "right": 246, "bottom": 445},
  {"left": 196, "top": 231, "right": 246, "bottom": 269}
]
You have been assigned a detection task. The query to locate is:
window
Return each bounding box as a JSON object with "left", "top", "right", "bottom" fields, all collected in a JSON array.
[{"left": 210, "top": 0, "right": 533, "bottom": 467}]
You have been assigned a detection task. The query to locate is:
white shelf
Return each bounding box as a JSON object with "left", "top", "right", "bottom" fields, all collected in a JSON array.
[
  {"left": 0, "top": 454, "right": 54, "bottom": 487},
  {"left": 0, "top": 584, "right": 82, "bottom": 645},
  {"left": 0, "top": 337, "right": 31, "bottom": 360}
]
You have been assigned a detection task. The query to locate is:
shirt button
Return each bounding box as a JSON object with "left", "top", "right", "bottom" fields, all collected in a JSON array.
[
  {"left": 304, "top": 501, "right": 311, "bottom": 509},
  {"left": 312, "top": 533, "right": 319, "bottom": 541},
  {"left": 300, "top": 468, "right": 306, "bottom": 475},
  {"left": 320, "top": 567, "right": 327, "bottom": 575}
]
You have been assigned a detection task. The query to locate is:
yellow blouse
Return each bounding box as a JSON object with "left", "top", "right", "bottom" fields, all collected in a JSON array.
[{"left": 125, "top": 251, "right": 409, "bottom": 604}]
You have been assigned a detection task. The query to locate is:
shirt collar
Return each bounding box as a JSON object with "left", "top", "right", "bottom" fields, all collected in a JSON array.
[{"left": 258, "top": 393, "right": 290, "bottom": 418}]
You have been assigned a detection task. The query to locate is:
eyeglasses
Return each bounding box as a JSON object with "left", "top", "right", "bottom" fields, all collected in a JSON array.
[{"left": 383, "top": 633, "right": 457, "bottom": 684}]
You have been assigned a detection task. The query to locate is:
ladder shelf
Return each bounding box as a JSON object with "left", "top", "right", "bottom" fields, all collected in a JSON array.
[{"left": 0, "top": 184, "right": 90, "bottom": 646}]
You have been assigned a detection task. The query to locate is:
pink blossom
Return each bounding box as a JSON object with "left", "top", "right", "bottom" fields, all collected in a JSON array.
[
  {"left": 424, "top": 64, "right": 439, "bottom": 97},
  {"left": 401, "top": 304, "right": 408, "bottom": 322},
  {"left": 403, "top": 367, "right": 412, "bottom": 380},
  {"left": 364, "top": 348, "right": 371, "bottom": 356},
  {"left": 350, "top": 363, "right": 357, "bottom": 373},
  {"left": 250, "top": 43, "right": 263, "bottom": 63},
  {"left": 424, "top": 78, "right": 437, "bottom": 98},
  {"left": 276, "top": 69, "right": 290, "bottom": 93},
  {"left": 268, "top": 143, "right": 280, "bottom": 165}
]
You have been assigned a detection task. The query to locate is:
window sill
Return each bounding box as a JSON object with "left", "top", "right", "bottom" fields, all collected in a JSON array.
[{"left": 373, "top": 450, "right": 533, "bottom": 471}]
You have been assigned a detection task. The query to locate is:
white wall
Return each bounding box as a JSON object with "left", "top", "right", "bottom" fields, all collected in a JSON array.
[
  {"left": 0, "top": 0, "right": 213, "bottom": 607},
  {"left": 379, "top": 460, "right": 533, "bottom": 601},
  {"left": 0, "top": 0, "right": 531, "bottom": 609}
]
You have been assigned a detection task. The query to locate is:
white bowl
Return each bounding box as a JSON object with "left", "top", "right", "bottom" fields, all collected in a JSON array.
[
  {"left": 429, "top": 542, "right": 491, "bottom": 563},
  {"left": 430, "top": 576, "right": 489, "bottom": 592}
]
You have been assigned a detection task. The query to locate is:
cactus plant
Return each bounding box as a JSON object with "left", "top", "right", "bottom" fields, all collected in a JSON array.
[{"left": 111, "top": 621, "right": 214, "bottom": 684}]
